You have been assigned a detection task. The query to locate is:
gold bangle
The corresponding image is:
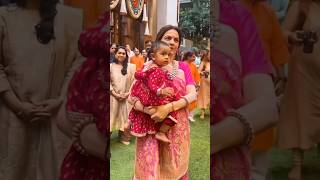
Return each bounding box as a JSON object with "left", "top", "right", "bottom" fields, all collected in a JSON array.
[{"left": 170, "top": 102, "right": 175, "bottom": 112}]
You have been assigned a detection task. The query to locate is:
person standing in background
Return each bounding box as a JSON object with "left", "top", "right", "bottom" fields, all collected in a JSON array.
[
  {"left": 130, "top": 47, "right": 145, "bottom": 71},
  {"left": 144, "top": 40, "right": 152, "bottom": 52},
  {"left": 125, "top": 44, "right": 135, "bottom": 59},
  {"left": 110, "top": 43, "right": 117, "bottom": 63},
  {"left": 278, "top": 1, "right": 320, "bottom": 179},
  {"left": 110, "top": 46, "right": 136, "bottom": 145},
  {"left": 141, "top": 49, "right": 148, "bottom": 62},
  {"left": 0, "top": 1, "right": 84, "bottom": 179},
  {"left": 183, "top": 51, "right": 200, "bottom": 122},
  {"left": 197, "top": 51, "right": 210, "bottom": 120}
]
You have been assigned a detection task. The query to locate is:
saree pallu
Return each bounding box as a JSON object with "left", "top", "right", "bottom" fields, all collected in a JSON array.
[
  {"left": 134, "top": 108, "right": 190, "bottom": 180},
  {"left": 211, "top": 49, "right": 250, "bottom": 180},
  {"left": 134, "top": 71, "right": 190, "bottom": 180}
]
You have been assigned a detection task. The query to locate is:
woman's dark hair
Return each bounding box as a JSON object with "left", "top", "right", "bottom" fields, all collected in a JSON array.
[
  {"left": 145, "top": 39, "right": 152, "bottom": 44},
  {"left": 13, "top": 0, "right": 58, "bottom": 44},
  {"left": 156, "top": 25, "right": 183, "bottom": 46},
  {"left": 156, "top": 25, "right": 183, "bottom": 60},
  {"left": 147, "top": 41, "right": 169, "bottom": 61},
  {"left": 183, "top": 51, "right": 194, "bottom": 61},
  {"left": 113, "top": 46, "right": 128, "bottom": 75}
]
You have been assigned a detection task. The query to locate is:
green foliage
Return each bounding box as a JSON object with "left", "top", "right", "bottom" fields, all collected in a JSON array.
[{"left": 178, "top": 0, "right": 210, "bottom": 49}]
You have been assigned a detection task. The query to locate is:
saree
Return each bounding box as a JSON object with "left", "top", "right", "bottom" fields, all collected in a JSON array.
[
  {"left": 211, "top": 1, "right": 272, "bottom": 179},
  {"left": 59, "top": 12, "right": 108, "bottom": 180},
  {"left": 134, "top": 61, "right": 195, "bottom": 180}
]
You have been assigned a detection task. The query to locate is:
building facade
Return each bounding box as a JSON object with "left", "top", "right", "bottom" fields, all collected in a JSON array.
[{"left": 111, "top": 0, "right": 179, "bottom": 50}]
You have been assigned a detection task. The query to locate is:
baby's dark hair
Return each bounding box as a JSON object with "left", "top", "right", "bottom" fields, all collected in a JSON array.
[{"left": 147, "top": 40, "right": 169, "bottom": 61}]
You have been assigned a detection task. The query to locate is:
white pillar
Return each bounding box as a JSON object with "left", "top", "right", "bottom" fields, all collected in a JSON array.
[{"left": 156, "top": 0, "right": 178, "bottom": 33}]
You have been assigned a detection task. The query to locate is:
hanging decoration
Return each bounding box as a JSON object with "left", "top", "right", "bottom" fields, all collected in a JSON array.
[
  {"left": 110, "top": 11, "right": 114, "bottom": 26},
  {"left": 126, "top": 0, "right": 144, "bottom": 19},
  {"left": 144, "top": 22, "right": 151, "bottom": 37},
  {"left": 142, "top": 3, "right": 148, "bottom": 22},
  {"left": 120, "top": 0, "right": 127, "bottom": 15},
  {"left": 110, "top": 0, "right": 120, "bottom": 10}
]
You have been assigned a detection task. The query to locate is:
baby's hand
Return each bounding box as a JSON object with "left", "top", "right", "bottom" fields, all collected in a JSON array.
[{"left": 161, "top": 87, "right": 174, "bottom": 97}]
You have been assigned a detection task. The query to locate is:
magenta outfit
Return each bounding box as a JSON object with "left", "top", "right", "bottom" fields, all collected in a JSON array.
[
  {"left": 133, "top": 61, "right": 194, "bottom": 179},
  {"left": 129, "top": 66, "right": 183, "bottom": 136},
  {"left": 211, "top": 0, "right": 272, "bottom": 180}
]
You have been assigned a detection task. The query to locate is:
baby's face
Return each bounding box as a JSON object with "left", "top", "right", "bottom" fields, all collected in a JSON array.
[{"left": 153, "top": 46, "right": 172, "bottom": 67}]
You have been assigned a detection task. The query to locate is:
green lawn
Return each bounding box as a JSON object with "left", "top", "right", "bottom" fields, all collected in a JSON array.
[
  {"left": 110, "top": 109, "right": 320, "bottom": 180},
  {"left": 110, "top": 109, "right": 210, "bottom": 180},
  {"left": 268, "top": 147, "right": 320, "bottom": 180}
]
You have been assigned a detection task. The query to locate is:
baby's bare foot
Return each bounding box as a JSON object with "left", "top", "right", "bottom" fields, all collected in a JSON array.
[{"left": 155, "top": 132, "right": 171, "bottom": 143}]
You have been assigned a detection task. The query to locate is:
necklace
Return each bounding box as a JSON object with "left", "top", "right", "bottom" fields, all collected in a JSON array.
[{"left": 167, "top": 60, "right": 178, "bottom": 80}]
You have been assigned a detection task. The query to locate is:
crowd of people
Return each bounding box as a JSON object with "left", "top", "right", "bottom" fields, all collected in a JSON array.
[
  {"left": 213, "top": 0, "right": 320, "bottom": 180},
  {"left": 1, "top": 0, "right": 319, "bottom": 179},
  {"left": 109, "top": 24, "right": 211, "bottom": 179},
  {"left": 110, "top": 39, "right": 211, "bottom": 144}
]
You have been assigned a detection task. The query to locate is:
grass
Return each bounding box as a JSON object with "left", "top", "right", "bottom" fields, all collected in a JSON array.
[
  {"left": 110, "top": 108, "right": 320, "bottom": 180},
  {"left": 110, "top": 108, "right": 210, "bottom": 180},
  {"left": 268, "top": 147, "right": 320, "bottom": 180}
]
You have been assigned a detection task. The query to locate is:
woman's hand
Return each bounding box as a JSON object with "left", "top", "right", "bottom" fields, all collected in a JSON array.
[
  {"left": 144, "top": 106, "right": 157, "bottom": 116},
  {"left": 17, "top": 102, "right": 51, "bottom": 122},
  {"left": 119, "top": 92, "right": 130, "bottom": 99},
  {"left": 160, "top": 87, "right": 174, "bottom": 97},
  {"left": 112, "top": 91, "right": 125, "bottom": 101},
  {"left": 34, "top": 98, "right": 62, "bottom": 114},
  {"left": 288, "top": 31, "right": 304, "bottom": 46},
  {"left": 151, "top": 103, "right": 172, "bottom": 122}
]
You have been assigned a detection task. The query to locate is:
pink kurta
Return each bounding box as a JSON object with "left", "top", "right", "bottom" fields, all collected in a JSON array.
[{"left": 133, "top": 61, "right": 194, "bottom": 180}]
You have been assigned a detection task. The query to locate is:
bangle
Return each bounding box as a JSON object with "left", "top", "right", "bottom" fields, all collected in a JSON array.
[
  {"left": 133, "top": 99, "right": 139, "bottom": 110},
  {"left": 72, "top": 117, "right": 96, "bottom": 155},
  {"left": 170, "top": 102, "right": 175, "bottom": 112},
  {"left": 181, "top": 96, "right": 189, "bottom": 106},
  {"left": 227, "top": 111, "right": 254, "bottom": 145}
]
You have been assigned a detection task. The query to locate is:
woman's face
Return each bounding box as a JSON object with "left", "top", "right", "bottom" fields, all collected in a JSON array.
[
  {"left": 161, "top": 29, "right": 180, "bottom": 59},
  {"left": 190, "top": 54, "right": 196, "bottom": 61},
  {"left": 115, "top": 48, "right": 126, "bottom": 63},
  {"left": 142, "top": 49, "right": 147, "bottom": 57}
]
